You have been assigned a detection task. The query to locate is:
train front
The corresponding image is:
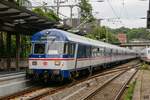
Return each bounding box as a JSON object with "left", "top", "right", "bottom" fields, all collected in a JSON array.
[{"left": 27, "top": 29, "right": 74, "bottom": 81}]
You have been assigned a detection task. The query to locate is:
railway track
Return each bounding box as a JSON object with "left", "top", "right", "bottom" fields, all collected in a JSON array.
[
  {"left": 82, "top": 66, "right": 139, "bottom": 100},
  {"left": 0, "top": 61, "right": 140, "bottom": 100},
  {"left": 0, "top": 74, "right": 25, "bottom": 82},
  {"left": 0, "top": 86, "right": 43, "bottom": 99},
  {"left": 0, "top": 71, "right": 25, "bottom": 78},
  {"left": 0, "top": 71, "right": 29, "bottom": 97},
  {"left": 0, "top": 72, "right": 25, "bottom": 82}
]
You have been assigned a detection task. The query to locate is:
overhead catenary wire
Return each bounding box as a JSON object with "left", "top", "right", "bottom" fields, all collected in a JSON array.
[
  {"left": 106, "top": 0, "right": 125, "bottom": 26},
  {"left": 30, "top": 1, "right": 70, "bottom": 19},
  {"left": 122, "top": 0, "right": 129, "bottom": 19}
]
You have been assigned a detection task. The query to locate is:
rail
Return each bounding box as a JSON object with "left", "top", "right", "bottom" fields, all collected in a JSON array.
[
  {"left": 82, "top": 64, "right": 139, "bottom": 100},
  {"left": 0, "top": 61, "right": 140, "bottom": 100}
]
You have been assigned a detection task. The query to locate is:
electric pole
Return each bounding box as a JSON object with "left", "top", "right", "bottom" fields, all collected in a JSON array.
[
  {"left": 56, "top": 0, "right": 59, "bottom": 16},
  {"left": 147, "top": 0, "right": 150, "bottom": 28},
  {"left": 149, "top": 0, "right": 150, "bottom": 10}
]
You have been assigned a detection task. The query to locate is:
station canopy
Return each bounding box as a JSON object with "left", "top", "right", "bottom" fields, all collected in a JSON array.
[{"left": 0, "top": 0, "right": 60, "bottom": 35}]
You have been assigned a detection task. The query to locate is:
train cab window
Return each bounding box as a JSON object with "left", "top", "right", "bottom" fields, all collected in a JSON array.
[
  {"left": 64, "top": 43, "right": 75, "bottom": 56},
  {"left": 47, "top": 42, "right": 64, "bottom": 54},
  {"left": 64, "top": 43, "right": 68, "bottom": 54},
  {"left": 68, "top": 43, "right": 75, "bottom": 55},
  {"left": 34, "top": 44, "right": 45, "bottom": 54}
]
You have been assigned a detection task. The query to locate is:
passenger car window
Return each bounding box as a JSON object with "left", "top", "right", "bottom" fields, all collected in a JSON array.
[{"left": 148, "top": 50, "right": 150, "bottom": 54}]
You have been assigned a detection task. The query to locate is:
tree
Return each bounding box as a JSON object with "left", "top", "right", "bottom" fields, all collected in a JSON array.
[
  {"left": 86, "top": 26, "right": 119, "bottom": 43},
  {"left": 79, "top": 0, "right": 95, "bottom": 23},
  {"left": 15, "top": 0, "right": 59, "bottom": 22},
  {"left": 15, "top": 0, "right": 31, "bottom": 8},
  {"left": 32, "top": 8, "right": 59, "bottom": 21},
  {"left": 16, "top": 0, "right": 27, "bottom": 5},
  {"left": 109, "top": 27, "right": 150, "bottom": 42}
]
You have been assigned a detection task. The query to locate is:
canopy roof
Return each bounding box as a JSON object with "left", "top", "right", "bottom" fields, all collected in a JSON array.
[{"left": 0, "top": 1, "right": 59, "bottom": 34}]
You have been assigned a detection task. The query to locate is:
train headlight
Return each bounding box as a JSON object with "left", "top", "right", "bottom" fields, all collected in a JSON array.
[
  {"left": 55, "top": 61, "right": 61, "bottom": 66},
  {"left": 32, "top": 61, "right": 37, "bottom": 65},
  {"left": 43, "top": 62, "right": 48, "bottom": 66}
]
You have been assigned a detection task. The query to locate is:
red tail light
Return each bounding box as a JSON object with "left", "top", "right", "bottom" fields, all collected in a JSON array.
[{"left": 43, "top": 62, "right": 48, "bottom": 66}]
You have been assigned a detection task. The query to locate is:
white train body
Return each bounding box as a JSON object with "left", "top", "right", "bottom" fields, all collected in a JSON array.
[
  {"left": 140, "top": 48, "right": 150, "bottom": 62},
  {"left": 28, "top": 29, "right": 137, "bottom": 79}
]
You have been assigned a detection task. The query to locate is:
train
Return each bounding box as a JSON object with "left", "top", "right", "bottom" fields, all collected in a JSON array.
[
  {"left": 140, "top": 47, "right": 150, "bottom": 62},
  {"left": 27, "top": 29, "right": 137, "bottom": 81}
]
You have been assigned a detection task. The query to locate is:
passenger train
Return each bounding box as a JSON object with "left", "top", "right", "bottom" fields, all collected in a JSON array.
[
  {"left": 140, "top": 47, "right": 150, "bottom": 62},
  {"left": 27, "top": 29, "right": 137, "bottom": 81}
]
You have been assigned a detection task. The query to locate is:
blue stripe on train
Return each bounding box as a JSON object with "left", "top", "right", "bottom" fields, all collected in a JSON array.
[{"left": 29, "top": 54, "right": 74, "bottom": 58}]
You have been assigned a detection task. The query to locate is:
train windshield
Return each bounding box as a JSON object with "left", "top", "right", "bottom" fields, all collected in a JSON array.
[
  {"left": 33, "top": 42, "right": 75, "bottom": 55},
  {"left": 34, "top": 44, "right": 45, "bottom": 54},
  {"left": 47, "top": 41, "right": 64, "bottom": 55}
]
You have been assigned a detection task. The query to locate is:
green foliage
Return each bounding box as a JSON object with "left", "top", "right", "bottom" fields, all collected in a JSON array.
[
  {"left": 86, "top": 26, "right": 119, "bottom": 43},
  {"left": 16, "top": 0, "right": 31, "bottom": 6},
  {"left": 15, "top": 0, "right": 59, "bottom": 21},
  {"left": 127, "top": 28, "right": 150, "bottom": 40},
  {"left": 32, "top": 8, "right": 59, "bottom": 21},
  {"left": 0, "top": 32, "right": 6, "bottom": 57},
  {"left": 140, "top": 63, "right": 149, "bottom": 70},
  {"left": 0, "top": 32, "right": 31, "bottom": 58},
  {"left": 124, "top": 81, "right": 136, "bottom": 100},
  {"left": 11, "top": 35, "right": 16, "bottom": 57},
  {"left": 16, "top": 0, "right": 24, "bottom": 5},
  {"left": 32, "top": 8, "right": 45, "bottom": 16},
  {"left": 79, "top": 0, "right": 95, "bottom": 23},
  {"left": 20, "top": 36, "right": 31, "bottom": 58},
  {"left": 107, "top": 31, "right": 119, "bottom": 43},
  {"left": 109, "top": 27, "right": 150, "bottom": 42}
]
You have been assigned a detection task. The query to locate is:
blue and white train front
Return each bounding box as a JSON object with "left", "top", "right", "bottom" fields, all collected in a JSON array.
[{"left": 28, "top": 30, "right": 76, "bottom": 81}]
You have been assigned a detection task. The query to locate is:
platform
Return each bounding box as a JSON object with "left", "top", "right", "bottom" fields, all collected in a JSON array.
[{"left": 132, "top": 69, "right": 150, "bottom": 100}]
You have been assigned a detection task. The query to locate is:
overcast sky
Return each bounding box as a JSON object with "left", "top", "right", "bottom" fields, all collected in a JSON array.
[{"left": 30, "top": 0, "right": 149, "bottom": 29}]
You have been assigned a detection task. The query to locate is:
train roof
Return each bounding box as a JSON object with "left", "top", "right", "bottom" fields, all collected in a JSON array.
[{"left": 32, "top": 29, "right": 135, "bottom": 52}]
